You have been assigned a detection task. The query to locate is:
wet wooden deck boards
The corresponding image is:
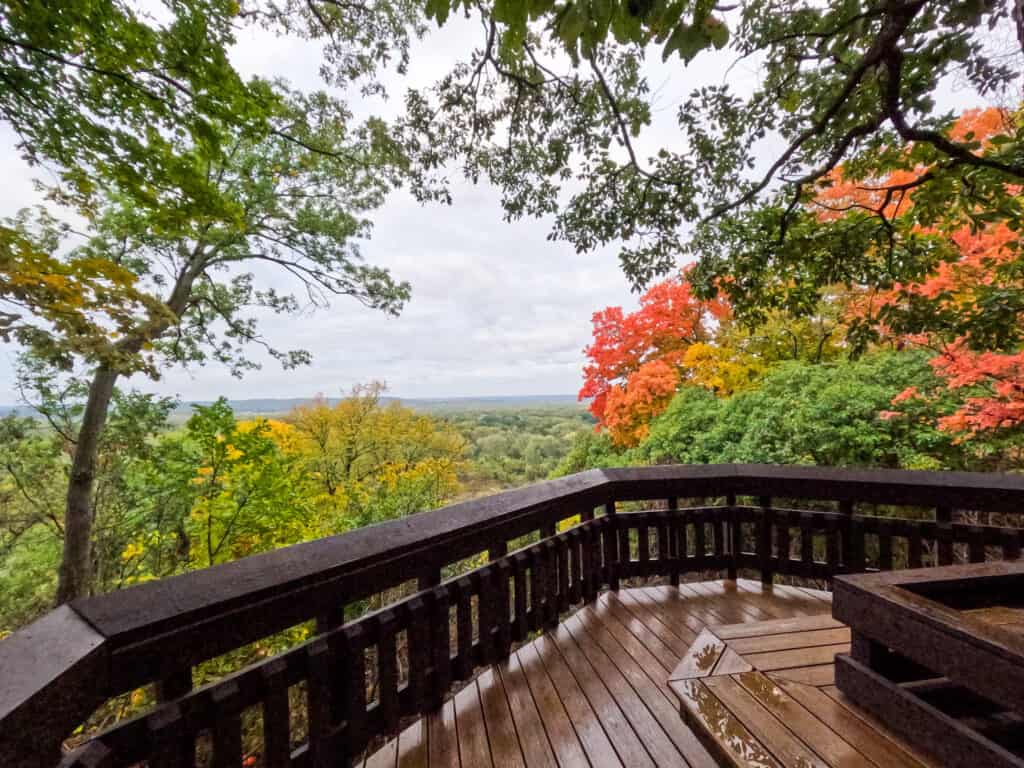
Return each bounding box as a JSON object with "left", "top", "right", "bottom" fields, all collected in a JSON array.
[
  {"left": 669, "top": 612, "right": 938, "bottom": 768},
  {"left": 363, "top": 579, "right": 833, "bottom": 767}
]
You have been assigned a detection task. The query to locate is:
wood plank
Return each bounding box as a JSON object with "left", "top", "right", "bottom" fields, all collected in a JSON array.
[
  {"left": 703, "top": 676, "right": 829, "bottom": 768},
  {"left": 775, "top": 677, "right": 929, "bottom": 768},
  {"left": 533, "top": 635, "right": 623, "bottom": 768},
  {"left": 548, "top": 624, "right": 657, "bottom": 768},
  {"left": 595, "top": 594, "right": 681, "bottom": 674},
  {"left": 687, "top": 582, "right": 771, "bottom": 623},
  {"left": 365, "top": 739, "right": 398, "bottom": 768},
  {"left": 734, "top": 671, "right": 873, "bottom": 767},
  {"left": 678, "top": 583, "right": 743, "bottom": 625},
  {"left": 572, "top": 609, "right": 719, "bottom": 767},
  {"left": 745, "top": 580, "right": 831, "bottom": 613},
  {"left": 713, "top": 648, "right": 753, "bottom": 676},
  {"left": 640, "top": 585, "right": 715, "bottom": 636},
  {"left": 427, "top": 698, "right": 460, "bottom": 768},
  {"left": 615, "top": 589, "right": 696, "bottom": 650},
  {"left": 745, "top": 644, "right": 849, "bottom": 672},
  {"left": 671, "top": 678, "right": 782, "bottom": 768},
  {"left": 769, "top": 665, "right": 836, "bottom": 687},
  {"left": 515, "top": 643, "right": 590, "bottom": 768},
  {"left": 619, "top": 587, "right": 699, "bottom": 646},
  {"left": 476, "top": 668, "right": 525, "bottom": 768},
  {"left": 396, "top": 719, "right": 428, "bottom": 768},
  {"left": 714, "top": 615, "right": 843, "bottom": 640},
  {"left": 821, "top": 687, "right": 940, "bottom": 768},
  {"left": 670, "top": 628, "right": 725, "bottom": 680},
  {"left": 454, "top": 681, "right": 493, "bottom": 768},
  {"left": 728, "top": 628, "right": 851, "bottom": 655},
  {"left": 497, "top": 653, "right": 558, "bottom": 768}
]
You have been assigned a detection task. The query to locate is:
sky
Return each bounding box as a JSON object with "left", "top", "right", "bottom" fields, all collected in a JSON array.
[{"left": 0, "top": 9, "right": 1005, "bottom": 404}]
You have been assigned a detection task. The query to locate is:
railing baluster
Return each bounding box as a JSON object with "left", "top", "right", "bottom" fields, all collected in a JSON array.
[
  {"left": 261, "top": 658, "right": 291, "bottom": 768},
  {"left": 211, "top": 681, "right": 243, "bottom": 768},
  {"left": 849, "top": 516, "right": 866, "bottom": 573},
  {"left": 544, "top": 539, "right": 560, "bottom": 628},
  {"left": 826, "top": 516, "right": 840, "bottom": 575},
  {"left": 429, "top": 587, "right": 451, "bottom": 708},
  {"left": 511, "top": 553, "right": 528, "bottom": 641},
  {"left": 638, "top": 519, "right": 650, "bottom": 574},
  {"left": 727, "top": 493, "right": 739, "bottom": 580},
  {"left": 694, "top": 511, "right": 707, "bottom": 570},
  {"left": 568, "top": 529, "right": 582, "bottom": 604},
  {"left": 909, "top": 529, "right": 923, "bottom": 569},
  {"left": 454, "top": 577, "right": 474, "bottom": 679},
  {"left": 667, "top": 498, "right": 682, "bottom": 587},
  {"left": 405, "top": 596, "right": 430, "bottom": 713},
  {"left": 340, "top": 624, "right": 368, "bottom": 761},
  {"left": 528, "top": 547, "right": 545, "bottom": 632},
  {"left": 759, "top": 496, "right": 774, "bottom": 586},
  {"left": 777, "top": 519, "right": 791, "bottom": 576},
  {"left": 968, "top": 526, "right": 986, "bottom": 563},
  {"left": 496, "top": 559, "right": 513, "bottom": 657},
  {"left": 878, "top": 519, "right": 893, "bottom": 571},
  {"left": 657, "top": 510, "right": 670, "bottom": 580},
  {"left": 147, "top": 704, "right": 189, "bottom": 768},
  {"left": 377, "top": 610, "right": 400, "bottom": 736},
  {"left": 476, "top": 568, "right": 495, "bottom": 666},
  {"left": 937, "top": 507, "right": 955, "bottom": 565},
  {"left": 1003, "top": 528, "right": 1022, "bottom": 561},
  {"left": 678, "top": 512, "right": 689, "bottom": 574},
  {"left": 602, "top": 514, "right": 620, "bottom": 591},
  {"left": 306, "top": 638, "right": 334, "bottom": 768},
  {"left": 581, "top": 524, "right": 598, "bottom": 602},
  {"left": 556, "top": 536, "right": 570, "bottom": 614},
  {"left": 800, "top": 513, "right": 814, "bottom": 573}
]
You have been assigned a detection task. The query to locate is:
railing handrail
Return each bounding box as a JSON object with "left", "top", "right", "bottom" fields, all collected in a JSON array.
[{"left": 3, "top": 463, "right": 1024, "bottom": 766}]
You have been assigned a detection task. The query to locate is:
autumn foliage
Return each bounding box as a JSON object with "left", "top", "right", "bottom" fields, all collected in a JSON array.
[
  {"left": 820, "top": 108, "right": 1024, "bottom": 443},
  {"left": 579, "top": 274, "right": 730, "bottom": 445}
]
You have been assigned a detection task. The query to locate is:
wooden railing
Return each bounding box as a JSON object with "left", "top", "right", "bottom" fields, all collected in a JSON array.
[{"left": 3, "top": 464, "right": 1024, "bottom": 768}]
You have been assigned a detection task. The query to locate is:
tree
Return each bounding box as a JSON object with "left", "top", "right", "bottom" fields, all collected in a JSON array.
[
  {"left": 640, "top": 351, "right": 965, "bottom": 470},
  {"left": 4, "top": 84, "right": 415, "bottom": 602},
  {"left": 816, "top": 108, "right": 1024, "bottom": 461},
  {"left": 580, "top": 272, "right": 847, "bottom": 445},
  {"left": 288, "top": 385, "right": 466, "bottom": 527},
  {"left": 405, "top": 0, "right": 1023, "bottom": 315},
  {"left": 580, "top": 274, "right": 727, "bottom": 444}
]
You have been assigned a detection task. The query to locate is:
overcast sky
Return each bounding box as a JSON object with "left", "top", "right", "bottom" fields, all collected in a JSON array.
[{"left": 0, "top": 12, "right": 1001, "bottom": 404}]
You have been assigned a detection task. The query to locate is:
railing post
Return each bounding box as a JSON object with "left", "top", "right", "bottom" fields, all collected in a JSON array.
[
  {"left": 727, "top": 493, "right": 739, "bottom": 581},
  {"left": 489, "top": 540, "right": 508, "bottom": 561},
  {"left": 759, "top": 496, "right": 774, "bottom": 587},
  {"left": 603, "top": 502, "right": 620, "bottom": 591}
]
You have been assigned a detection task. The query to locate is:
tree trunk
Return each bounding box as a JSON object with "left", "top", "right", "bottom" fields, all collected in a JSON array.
[{"left": 56, "top": 365, "right": 119, "bottom": 604}]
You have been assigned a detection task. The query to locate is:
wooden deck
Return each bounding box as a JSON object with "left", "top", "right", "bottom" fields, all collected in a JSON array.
[{"left": 363, "top": 579, "right": 836, "bottom": 767}]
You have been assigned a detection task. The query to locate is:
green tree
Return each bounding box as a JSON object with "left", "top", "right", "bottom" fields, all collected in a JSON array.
[
  {"left": 4, "top": 85, "right": 414, "bottom": 602},
  {"left": 641, "top": 351, "right": 967, "bottom": 470},
  {"left": 408, "top": 0, "right": 1024, "bottom": 317}
]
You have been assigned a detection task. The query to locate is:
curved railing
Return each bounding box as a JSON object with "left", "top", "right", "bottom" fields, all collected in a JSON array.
[{"left": 3, "top": 464, "right": 1024, "bottom": 767}]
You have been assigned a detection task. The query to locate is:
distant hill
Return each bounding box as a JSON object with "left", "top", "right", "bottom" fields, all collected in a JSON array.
[{"left": 0, "top": 394, "right": 585, "bottom": 419}]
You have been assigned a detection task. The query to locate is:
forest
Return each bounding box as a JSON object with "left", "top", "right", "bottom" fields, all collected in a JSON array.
[{"left": 0, "top": 0, "right": 1023, "bottom": 756}]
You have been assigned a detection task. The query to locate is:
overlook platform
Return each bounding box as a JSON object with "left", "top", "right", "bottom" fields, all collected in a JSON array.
[
  {"left": 362, "top": 579, "right": 930, "bottom": 768},
  {"left": 6, "top": 465, "right": 1024, "bottom": 768}
]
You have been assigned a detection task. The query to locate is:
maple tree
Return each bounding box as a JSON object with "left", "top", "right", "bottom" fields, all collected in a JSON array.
[
  {"left": 580, "top": 271, "right": 848, "bottom": 445},
  {"left": 818, "top": 108, "right": 1024, "bottom": 452},
  {"left": 579, "top": 274, "right": 727, "bottom": 445}
]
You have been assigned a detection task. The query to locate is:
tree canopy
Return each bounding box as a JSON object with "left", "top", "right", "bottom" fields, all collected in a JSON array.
[{"left": 406, "top": 0, "right": 1024, "bottom": 319}]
